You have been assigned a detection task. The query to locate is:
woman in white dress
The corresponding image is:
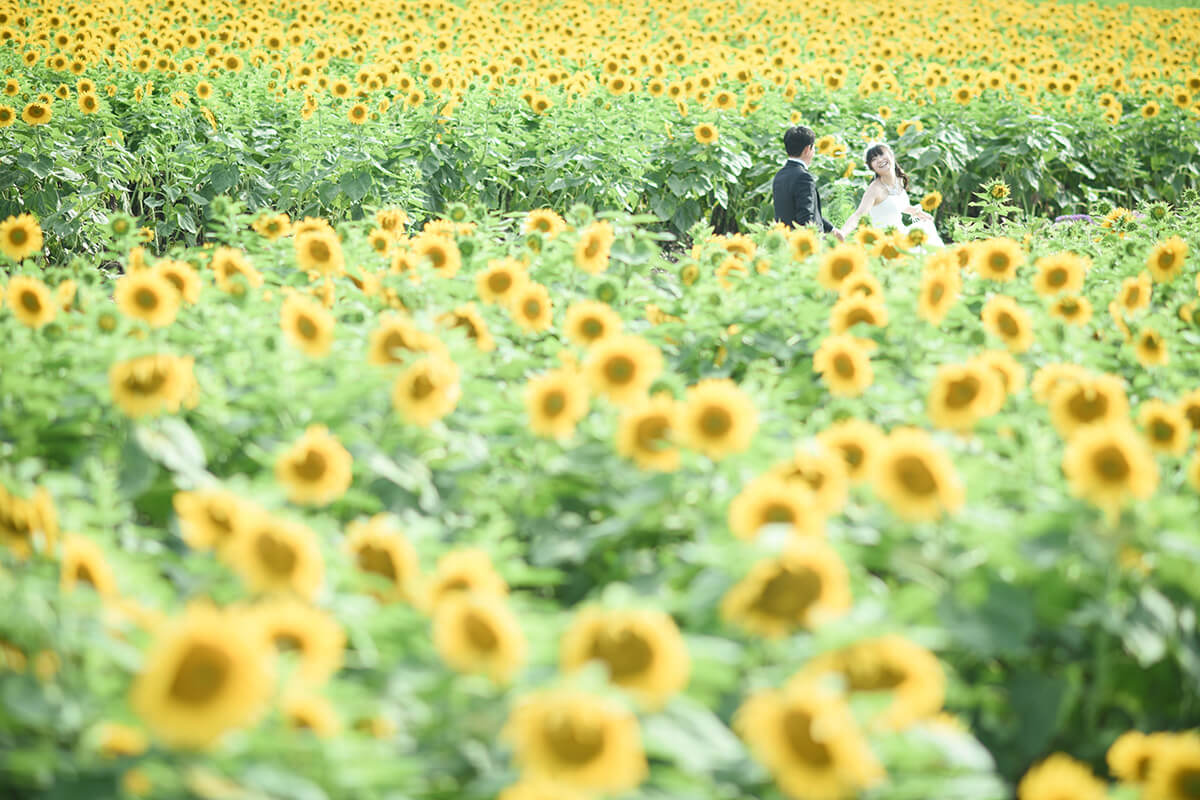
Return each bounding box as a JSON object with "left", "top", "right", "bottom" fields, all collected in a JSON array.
[{"left": 838, "top": 142, "right": 944, "bottom": 248}]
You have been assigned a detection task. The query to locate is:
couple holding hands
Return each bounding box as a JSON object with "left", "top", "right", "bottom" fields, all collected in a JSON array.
[{"left": 772, "top": 125, "right": 944, "bottom": 248}]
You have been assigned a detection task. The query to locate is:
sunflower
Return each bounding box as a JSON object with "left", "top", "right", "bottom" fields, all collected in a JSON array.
[
  {"left": 1146, "top": 236, "right": 1188, "bottom": 283},
  {"left": 411, "top": 233, "right": 462, "bottom": 278},
  {"left": 435, "top": 303, "right": 493, "bottom": 352},
  {"left": 817, "top": 243, "right": 868, "bottom": 290},
  {"left": 981, "top": 294, "right": 1034, "bottom": 353},
  {"left": 575, "top": 220, "right": 616, "bottom": 274},
  {"left": 1141, "top": 100, "right": 1161, "bottom": 119},
  {"left": 615, "top": 393, "right": 682, "bottom": 472},
  {"left": 1048, "top": 294, "right": 1093, "bottom": 326},
  {"left": 813, "top": 334, "right": 873, "bottom": 398},
  {"left": 721, "top": 539, "right": 851, "bottom": 637},
  {"left": 275, "top": 425, "right": 353, "bottom": 507},
  {"left": 109, "top": 354, "right": 196, "bottom": 418},
  {"left": 798, "top": 635, "right": 946, "bottom": 730},
  {"left": 227, "top": 510, "right": 325, "bottom": 601},
  {"left": 129, "top": 605, "right": 272, "bottom": 749},
  {"left": 584, "top": 334, "right": 662, "bottom": 405},
  {"left": 693, "top": 122, "right": 718, "bottom": 144},
  {"left": 1145, "top": 732, "right": 1200, "bottom": 800},
  {"left": 294, "top": 229, "right": 345, "bottom": 277},
  {"left": 839, "top": 272, "right": 883, "bottom": 300},
  {"left": 926, "top": 361, "right": 1004, "bottom": 431},
  {"left": 423, "top": 548, "right": 508, "bottom": 611},
  {"left": 21, "top": 101, "right": 51, "bottom": 125},
  {"left": 1018, "top": 753, "right": 1108, "bottom": 800},
  {"left": 523, "top": 209, "right": 566, "bottom": 239},
  {"left": 829, "top": 295, "right": 888, "bottom": 334},
  {"left": 871, "top": 427, "right": 964, "bottom": 522},
  {"left": 560, "top": 608, "right": 689, "bottom": 708},
  {"left": 78, "top": 92, "right": 100, "bottom": 114},
  {"left": 114, "top": 270, "right": 180, "bottom": 328},
  {"left": 564, "top": 300, "right": 622, "bottom": 347},
  {"left": 92, "top": 722, "right": 149, "bottom": 759},
  {"left": 60, "top": 534, "right": 118, "bottom": 598},
  {"left": 249, "top": 599, "right": 344, "bottom": 687},
  {"left": 209, "top": 246, "right": 263, "bottom": 294},
  {"left": 0, "top": 105, "right": 14, "bottom": 127},
  {"left": 367, "top": 315, "right": 446, "bottom": 367},
  {"left": 816, "top": 419, "right": 884, "bottom": 484},
  {"left": 1032, "top": 252, "right": 1086, "bottom": 296},
  {"left": 5, "top": 275, "right": 56, "bottom": 328},
  {"left": 971, "top": 237, "right": 1025, "bottom": 282},
  {"left": 728, "top": 475, "right": 823, "bottom": 541},
  {"left": 769, "top": 445, "right": 850, "bottom": 516},
  {"left": 251, "top": 212, "right": 291, "bottom": 240},
  {"left": 1118, "top": 272, "right": 1153, "bottom": 314},
  {"left": 0, "top": 213, "right": 44, "bottom": 262},
  {"left": 789, "top": 227, "right": 821, "bottom": 261},
  {"left": 525, "top": 369, "right": 589, "bottom": 439},
  {"left": 392, "top": 355, "right": 461, "bottom": 426},
  {"left": 735, "top": 680, "right": 883, "bottom": 800},
  {"left": 346, "top": 102, "right": 369, "bottom": 124},
  {"left": 278, "top": 293, "right": 334, "bottom": 358},
  {"left": 1135, "top": 327, "right": 1169, "bottom": 367},
  {"left": 282, "top": 692, "right": 341, "bottom": 737},
  {"left": 920, "top": 191, "right": 942, "bottom": 211},
  {"left": 1108, "top": 730, "right": 1168, "bottom": 786},
  {"left": 155, "top": 260, "right": 201, "bottom": 304},
  {"left": 475, "top": 257, "right": 528, "bottom": 304},
  {"left": 1181, "top": 388, "right": 1200, "bottom": 432},
  {"left": 504, "top": 689, "right": 647, "bottom": 793},
  {"left": 509, "top": 281, "right": 554, "bottom": 333},
  {"left": 1062, "top": 423, "right": 1159, "bottom": 518},
  {"left": 172, "top": 489, "right": 249, "bottom": 553},
  {"left": 679, "top": 377, "right": 758, "bottom": 460},
  {"left": 433, "top": 592, "right": 527, "bottom": 683},
  {"left": 1137, "top": 399, "right": 1190, "bottom": 455},
  {"left": 917, "top": 266, "right": 961, "bottom": 325}
]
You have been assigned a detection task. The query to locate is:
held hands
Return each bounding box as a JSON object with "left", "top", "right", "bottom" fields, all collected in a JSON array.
[{"left": 907, "top": 207, "right": 933, "bottom": 222}]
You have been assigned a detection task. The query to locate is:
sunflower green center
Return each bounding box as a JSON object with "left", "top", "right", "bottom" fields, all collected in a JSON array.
[
  {"left": 752, "top": 565, "right": 821, "bottom": 618},
  {"left": 894, "top": 454, "right": 937, "bottom": 495},
  {"left": 543, "top": 716, "right": 605, "bottom": 766},
  {"left": 589, "top": 627, "right": 653, "bottom": 681},
  {"left": 254, "top": 531, "right": 298, "bottom": 577},
  {"left": 781, "top": 709, "right": 833, "bottom": 766},
  {"left": 169, "top": 643, "right": 231, "bottom": 706}
]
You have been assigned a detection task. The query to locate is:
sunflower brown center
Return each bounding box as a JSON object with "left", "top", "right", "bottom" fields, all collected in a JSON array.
[
  {"left": 751, "top": 565, "right": 821, "bottom": 618},
  {"left": 273, "top": 633, "right": 304, "bottom": 652},
  {"left": 1151, "top": 420, "right": 1175, "bottom": 442},
  {"left": 74, "top": 563, "right": 97, "bottom": 588},
  {"left": 589, "top": 627, "right": 653, "bottom": 681},
  {"left": 845, "top": 307, "right": 876, "bottom": 327},
  {"left": 929, "top": 283, "right": 945, "bottom": 304},
  {"left": 699, "top": 406, "right": 732, "bottom": 437},
  {"left": 634, "top": 415, "right": 670, "bottom": 451},
  {"left": 846, "top": 660, "right": 907, "bottom": 691},
  {"left": 997, "top": 312, "right": 1020, "bottom": 336},
  {"left": 542, "top": 390, "right": 566, "bottom": 417},
  {"left": 9, "top": 228, "right": 28, "bottom": 246},
  {"left": 135, "top": 288, "right": 158, "bottom": 310},
  {"left": 168, "top": 643, "right": 231, "bottom": 706},
  {"left": 1092, "top": 445, "right": 1130, "bottom": 482},
  {"left": 1125, "top": 287, "right": 1141, "bottom": 306},
  {"left": 1048, "top": 268, "right": 1067, "bottom": 286},
  {"left": 205, "top": 505, "right": 234, "bottom": 539},
  {"left": 123, "top": 367, "right": 168, "bottom": 395},
  {"left": 945, "top": 376, "right": 980, "bottom": 409},
  {"left": 19, "top": 290, "right": 41, "bottom": 312},
  {"left": 463, "top": 610, "right": 499, "bottom": 652},
  {"left": 1157, "top": 251, "right": 1175, "bottom": 270},
  {"left": 410, "top": 373, "right": 435, "bottom": 400},
  {"left": 487, "top": 272, "right": 512, "bottom": 293},
  {"left": 254, "top": 532, "right": 298, "bottom": 577},
  {"left": 832, "top": 353, "right": 856, "bottom": 378},
  {"left": 781, "top": 709, "right": 833, "bottom": 766},
  {"left": 831, "top": 258, "right": 853, "bottom": 279},
  {"left": 543, "top": 715, "right": 605, "bottom": 766},
  {"left": 581, "top": 318, "right": 604, "bottom": 339},
  {"left": 357, "top": 544, "right": 398, "bottom": 581},
  {"left": 307, "top": 240, "right": 332, "bottom": 263},
  {"left": 761, "top": 502, "right": 796, "bottom": 525},
  {"left": 1067, "top": 391, "right": 1108, "bottom": 423},
  {"left": 297, "top": 315, "right": 318, "bottom": 340},
  {"left": 603, "top": 355, "right": 635, "bottom": 385},
  {"left": 894, "top": 454, "right": 937, "bottom": 496},
  {"left": 292, "top": 448, "right": 327, "bottom": 481}
]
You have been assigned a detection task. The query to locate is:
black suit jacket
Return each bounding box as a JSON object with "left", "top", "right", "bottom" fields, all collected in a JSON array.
[{"left": 772, "top": 160, "right": 834, "bottom": 233}]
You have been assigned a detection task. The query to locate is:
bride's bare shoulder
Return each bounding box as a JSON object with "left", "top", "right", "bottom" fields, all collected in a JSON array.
[{"left": 863, "top": 179, "right": 886, "bottom": 204}]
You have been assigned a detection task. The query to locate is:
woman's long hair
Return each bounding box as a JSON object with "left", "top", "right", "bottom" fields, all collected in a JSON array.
[{"left": 864, "top": 143, "right": 909, "bottom": 190}]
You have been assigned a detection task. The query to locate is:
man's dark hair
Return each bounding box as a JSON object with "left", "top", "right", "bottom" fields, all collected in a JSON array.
[{"left": 784, "top": 125, "right": 815, "bottom": 157}]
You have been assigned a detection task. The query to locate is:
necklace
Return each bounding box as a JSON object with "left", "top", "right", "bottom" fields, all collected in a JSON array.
[{"left": 880, "top": 178, "right": 904, "bottom": 196}]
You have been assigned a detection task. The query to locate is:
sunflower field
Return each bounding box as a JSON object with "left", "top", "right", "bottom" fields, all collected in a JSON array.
[{"left": 3, "top": 0, "right": 1200, "bottom": 798}]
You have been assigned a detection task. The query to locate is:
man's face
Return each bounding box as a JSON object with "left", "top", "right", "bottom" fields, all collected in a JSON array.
[{"left": 802, "top": 143, "right": 815, "bottom": 164}]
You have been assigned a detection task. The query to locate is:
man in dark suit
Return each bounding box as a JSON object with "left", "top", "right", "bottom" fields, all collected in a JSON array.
[{"left": 772, "top": 125, "right": 844, "bottom": 240}]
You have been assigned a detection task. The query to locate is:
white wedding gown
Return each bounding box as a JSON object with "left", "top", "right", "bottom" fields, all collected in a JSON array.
[{"left": 867, "top": 188, "right": 945, "bottom": 249}]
